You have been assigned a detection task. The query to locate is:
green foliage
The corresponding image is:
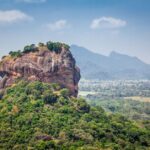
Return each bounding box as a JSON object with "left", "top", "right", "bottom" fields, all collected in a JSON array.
[
  {"left": 8, "top": 44, "right": 38, "bottom": 58},
  {"left": 42, "top": 90, "right": 58, "bottom": 104},
  {"left": 23, "top": 44, "right": 37, "bottom": 53},
  {"left": 63, "top": 44, "right": 70, "bottom": 50},
  {"left": 50, "top": 83, "right": 61, "bottom": 91},
  {"left": 0, "top": 81, "right": 149, "bottom": 149},
  {"left": 88, "top": 99, "right": 150, "bottom": 121},
  {"left": 5, "top": 41, "right": 70, "bottom": 59},
  {"left": 60, "top": 88, "right": 70, "bottom": 97},
  {"left": 9, "top": 50, "right": 22, "bottom": 58},
  {"left": 46, "top": 41, "right": 70, "bottom": 53},
  {"left": 76, "top": 98, "right": 90, "bottom": 113},
  {"left": 38, "top": 42, "right": 45, "bottom": 47},
  {"left": 46, "top": 41, "right": 62, "bottom": 53}
]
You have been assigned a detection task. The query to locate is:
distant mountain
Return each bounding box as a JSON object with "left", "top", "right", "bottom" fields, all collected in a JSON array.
[{"left": 71, "top": 45, "right": 150, "bottom": 80}]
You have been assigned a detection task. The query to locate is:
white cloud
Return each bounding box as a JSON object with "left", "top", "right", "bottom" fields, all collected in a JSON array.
[
  {"left": 91, "top": 17, "right": 127, "bottom": 29},
  {"left": 16, "top": 0, "right": 46, "bottom": 3},
  {"left": 0, "top": 10, "right": 33, "bottom": 24},
  {"left": 47, "top": 20, "right": 70, "bottom": 31}
]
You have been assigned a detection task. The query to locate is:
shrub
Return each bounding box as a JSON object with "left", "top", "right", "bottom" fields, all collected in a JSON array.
[
  {"left": 46, "top": 41, "right": 70, "bottom": 54},
  {"left": 6, "top": 41, "right": 70, "bottom": 60},
  {"left": 63, "top": 44, "right": 70, "bottom": 50},
  {"left": 76, "top": 99, "right": 90, "bottom": 113},
  {"left": 51, "top": 83, "right": 61, "bottom": 91},
  {"left": 60, "top": 89, "right": 70, "bottom": 98},
  {"left": 23, "top": 44, "right": 37, "bottom": 53},
  {"left": 38, "top": 42, "right": 45, "bottom": 47},
  {"left": 46, "top": 41, "right": 62, "bottom": 53},
  {"left": 71, "top": 129, "right": 94, "bottom": 143},
  {"left": 9, "top": 50, "right": 22, "bottom": 58},
  {"left": 58, "top": 96, "right": 68, "bottom": 105},
  {"left": 42, "top": 91, "right": 58, "bottom": 104},
  {"left": 2, "top": 55, "right": 6, "bottom": 59}
]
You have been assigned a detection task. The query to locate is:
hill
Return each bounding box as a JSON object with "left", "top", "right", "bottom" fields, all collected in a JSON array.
[
  {"left": 71, "top": 45, "right": 150, "bottom": 80},
  {"left": 0, "top": 41, "right": 80, "bottom": 96},
  {"left": 0, "top": 81, "right": 150, "bottom": 149}
]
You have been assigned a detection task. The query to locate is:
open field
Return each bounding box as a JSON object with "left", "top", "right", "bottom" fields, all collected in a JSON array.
[
  {"left": 79, "top": 79, "right": 150, "bottom": 100},
  {"left": 124, "top": 96, "right": 150, "bottom": 102},
  {"left": 79, "top": 91, "right": 97, "bottom": 97}
]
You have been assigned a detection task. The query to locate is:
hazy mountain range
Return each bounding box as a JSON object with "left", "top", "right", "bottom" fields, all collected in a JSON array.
[{"left": 71, "top": 45, "right": 150, "bottom": 80}]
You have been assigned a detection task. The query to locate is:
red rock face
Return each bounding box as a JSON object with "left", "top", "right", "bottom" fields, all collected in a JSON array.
[{"left": 0, "top": 46, "right": 80, "bottom": 97}]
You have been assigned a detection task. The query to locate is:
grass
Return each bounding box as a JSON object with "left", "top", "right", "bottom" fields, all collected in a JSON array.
[
  {"left": 124, "top": 96, "right": 150, "bottom": 102},
  {"left": 79, "top": 91, "right": 97, "bottom": 96}
]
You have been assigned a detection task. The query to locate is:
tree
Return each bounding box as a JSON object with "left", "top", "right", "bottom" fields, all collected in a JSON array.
[
  {"left": 38, "top": 42, "right": 45, "bottom": 47},
  {"left": 9, "top": 50, "right": 22, "bottom": 58},
  {"left": 60, "top": 89, "right": 70, "bottom": 98},
  {"left": 42, "top": 91, "right": 58, "bottom": 104},
  {"left": 76, "top": 98, "right": 90, "bottom": 113},
  {"left": 46, "top": 41, "right": 62, "bottom": 54},
  {"left": 23, "top": 44, "right": 37, "bottom": 53}
]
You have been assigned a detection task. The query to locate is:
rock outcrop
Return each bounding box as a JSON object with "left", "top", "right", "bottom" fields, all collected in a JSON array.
[{"left": 0, "top": 42, "right": 80, "bottom": 96}]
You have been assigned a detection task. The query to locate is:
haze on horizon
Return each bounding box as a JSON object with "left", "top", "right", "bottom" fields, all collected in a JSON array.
[{"left": 0, "top": 0, "right": 150, "bottom": 64}]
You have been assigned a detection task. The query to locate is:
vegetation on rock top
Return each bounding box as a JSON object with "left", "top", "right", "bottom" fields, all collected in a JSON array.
[{"left": 7, "top": 41, "right": 70, "bottom": 58}]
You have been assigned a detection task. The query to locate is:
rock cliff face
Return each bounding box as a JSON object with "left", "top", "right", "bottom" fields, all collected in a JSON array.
[{"left": 0, "top": 43, "right": 80, "bottom": 96}]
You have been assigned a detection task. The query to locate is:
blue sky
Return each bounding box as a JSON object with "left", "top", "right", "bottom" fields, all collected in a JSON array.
[{"left": 0, "top": 0, "right": 150, "bottom": 63}]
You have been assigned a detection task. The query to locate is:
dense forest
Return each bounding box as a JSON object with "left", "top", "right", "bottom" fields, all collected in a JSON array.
[
  {"left": 87, "top": 99, "right": 150, "bottom": 121},
  {"left": 0, "top": 81, "right": 150, "bottom": 150}
]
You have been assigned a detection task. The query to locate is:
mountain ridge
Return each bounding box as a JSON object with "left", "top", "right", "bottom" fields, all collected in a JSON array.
[{"left": 71, "top": 45, "right": 150, "bottom": 80}]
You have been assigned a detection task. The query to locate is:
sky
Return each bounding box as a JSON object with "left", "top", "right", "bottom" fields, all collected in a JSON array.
[{"left": 0, "top": 0, "right": 150, "bottom": 64}]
